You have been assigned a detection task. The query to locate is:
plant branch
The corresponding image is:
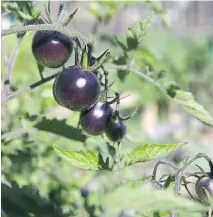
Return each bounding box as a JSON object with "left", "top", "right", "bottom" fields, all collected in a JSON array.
[
  {"left": 208, "top": 208, "right": 212, "bottom": 217},
  {"left": 1, "top": 23, "right": 91, "bottom": 45},
  {"left": 1, "top": 21, "right": 92, "bottom": 104},
  {"left": 1, "top": 36, "right": 23, "bottom": 103},
  {"left": 116, "top": 142, "right": 123, "bottom": 185},
  {"left": 2, "top": 71, "right": 59, "bottom": 104},
  {"left": 151, "top": 160, "right": 178, "bottom": 182},
  {"left": 1, "top": 63, "right": 166, "bottom": 105},
  {"left": 175, "top": 153, "right": 213, "bottom": 194},
  {"left": 2, "top": 37, "right": 8, "bottom": 65},
  {"left": 107, "top": 64, "right": 165, "bottom": 92}
]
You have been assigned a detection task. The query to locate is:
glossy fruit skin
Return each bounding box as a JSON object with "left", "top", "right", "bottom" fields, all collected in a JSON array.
[
  {"left": 105, "top": 118, "right": 127, "bottom": 142},
  {"left": 195, "top": 176, "right": 213, "bottom": 205},
  {"left": 80, "top": 102, "right": 113, "bottom": 136},
  {"left": 32, "top": 31, "right": 73, "bottom": 68},
  {"left": 53, "top": 66, "right": 101, "bottom": 112}
]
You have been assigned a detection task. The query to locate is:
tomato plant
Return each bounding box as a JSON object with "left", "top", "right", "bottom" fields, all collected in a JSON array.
[{"left": 1, "top": 1, "right": 213, "bottom": 217}]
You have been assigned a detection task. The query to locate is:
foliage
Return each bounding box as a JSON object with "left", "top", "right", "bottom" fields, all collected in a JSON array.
[
  {"left": 1, "top": 1, "right": 213, "bottom": 217},
  {"left": 104, "top": 184, "right": 206, "bottom": 213},
  {"left": 123, "top": 144, "right": 183, "bottom": 167}
]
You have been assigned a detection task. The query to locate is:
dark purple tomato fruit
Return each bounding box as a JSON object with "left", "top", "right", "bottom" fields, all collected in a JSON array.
[
  {"left": 32, "top": 30, "right": 73, "bottom": 68},
  {"left": 195, "top": 176, "right": 213, "bottom": 205},
  {"left": 80, "top": 102, "right": 113, "bottom": 136},
  {"left": 105, "top": 118, "right": 127, "bottom": 142},
  {"left": 80, "top": 187, "right": 89, "bottom": 198},
  {"left": 53, "top": 66, "right": 101, "bottom": 111}
]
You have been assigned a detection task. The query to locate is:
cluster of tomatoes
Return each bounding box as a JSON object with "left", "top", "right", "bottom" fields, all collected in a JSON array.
[{"left": 32, "top": 30, "right": 127, "bottom": 143}]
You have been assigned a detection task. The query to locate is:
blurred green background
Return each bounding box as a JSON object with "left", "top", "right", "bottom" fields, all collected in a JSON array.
[{"left": 1, "top": 1, "right": 213, "bottom": 217}]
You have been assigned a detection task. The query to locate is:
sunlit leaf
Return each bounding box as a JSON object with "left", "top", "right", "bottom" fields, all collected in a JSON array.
[
  {"left": 143, "top": 1, "right": 171, "bottom": 28},
  {"left": 53, "top": 145, "right": 110, "bottom": 171},
  {"left": 140, "top": 211, "right": 169, "bottom": 217},
  {"left": 128, "top": 176, "right": 151, "bottom": 188},
  {"left": 166, "top": 84, "right": 213, "bottom": 126},
  {"left": 126, "top": 12, "right": 153, "bottom": 50},
  {"left": 123, "top": 144, "right": 183, "bottom": 167}
]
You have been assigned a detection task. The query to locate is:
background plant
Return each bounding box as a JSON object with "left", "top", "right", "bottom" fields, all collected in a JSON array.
[{"left": 1, "top": 1, "right": 213, "bottom": 217}]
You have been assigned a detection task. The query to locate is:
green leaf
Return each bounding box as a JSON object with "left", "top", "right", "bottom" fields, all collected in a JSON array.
[
  {"left": 100, "top": 35, "right": 118, "bottom": 46},
  {"left": 53, "top": 145, "right": 104, "bottom": 170},
  {"left": 98, "top": 154, "right": 111, "bottom": 171},
  {"left": 88, "top": 49, "right": 110, "bottom": 72},
  {"left": 179, "top": 156, "right": 190, "bottom": 168},
  {"left": 81, "top": 45, "right": 89, "bottom": 70},
  {"left": 140, "top": 211, "right": 169, "bottom": 217},
  {"left": 113, "top": 56, "right": 129, "bottom": 81},
  {"left": 126, "top": 12, "right": 153, "bottom": 50},
  {"left": 166, "top": 84, "right": 213, "bottom": 126},
  {"left": 163, "top": 175, "right": 175, "bottom": 190},
  {"left": 1, "top": 182, "right": 63, "bottom": 217},
  {"left": 33, "top": 116, "right": 87, "bottom": 142},
  {"left": 143, "top": 1, "right": 171, "bottom": 28},
  {"left": 123, "top": 144, "right": 183, "bottom": 167},
  {"left": 128, "top": 176, "right": 151, "bottom": 188},
  {"left": 1, "top": 210, "right": 9, "bottom": 217},
  {"left": 104, "top": 184, "right": 206, "bottom": 213},
  {"left": 107, "top": 143, "right": 116, "bottom": 158},
  {"left": 62, "top": 8, "right": 78, "bottom": 26},
  {"left": 115, "top": 36, "right": 127, "bottom": 51}
]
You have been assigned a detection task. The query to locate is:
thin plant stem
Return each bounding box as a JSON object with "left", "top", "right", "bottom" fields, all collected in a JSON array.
[
  {"left": 1, "top": 62, "right": 167, "bottom": 105},
  {"left": 1, "top": 36, "right": 23, "bottom": 102},
  {"left": 169, "top": 211, "right": 177, "bottom": 217},
  {"left": 208, "top": 208, "right": 212, "bottom": 217},
  {"left": 2, "top": 71, "right": 59, "bottom": 104},
  {"left": 151, "top": 160, "right": 178, "bottom": 182},
  {"left": 2, "top": 37, "right": 8, "bottom": 65},
  {"left": 1, "top": 22, "right": 91, "bottom": 104},
  {"left": 175, "top": 153, "right": 213, "bottom": 194},
  {"left": 1, "top": 23, "right": 90, "bottom": 45},
  {"left": 101, "top": 66, "right": 109, "bottom": 102},
  {"left": 116, "top": 142, "right": 123, "bottom": 185},
  {"left": 182, "top": 176, "right": 197, "bottom": 200},
  {"left": 107, "top": 64, "right": 165, "bottom": 92}
]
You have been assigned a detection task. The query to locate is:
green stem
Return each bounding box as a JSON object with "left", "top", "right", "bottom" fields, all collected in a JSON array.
[
  {"left": 106, "top": 64, "right": 164, "bottom": 91},
  {"left": 116, "top": 142, "right": 123, "bottom": 185},
  {"left": 1, "top": 23, "right": 91, "bottom": 45},
  {"left": 208, "top": 208, "right": 212, "bottom": 217},
  {"left": 81, "top": 46, "right": 88, "bottom": 70},
  {"left": 2, "top": 71, "right": 59, "bottom": 104},
  {"left": 2, "top": 36, "right": 24, "bottom": 103},
  {"left": 151, "top": 160, "right": 178, "bottom": 182}
]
